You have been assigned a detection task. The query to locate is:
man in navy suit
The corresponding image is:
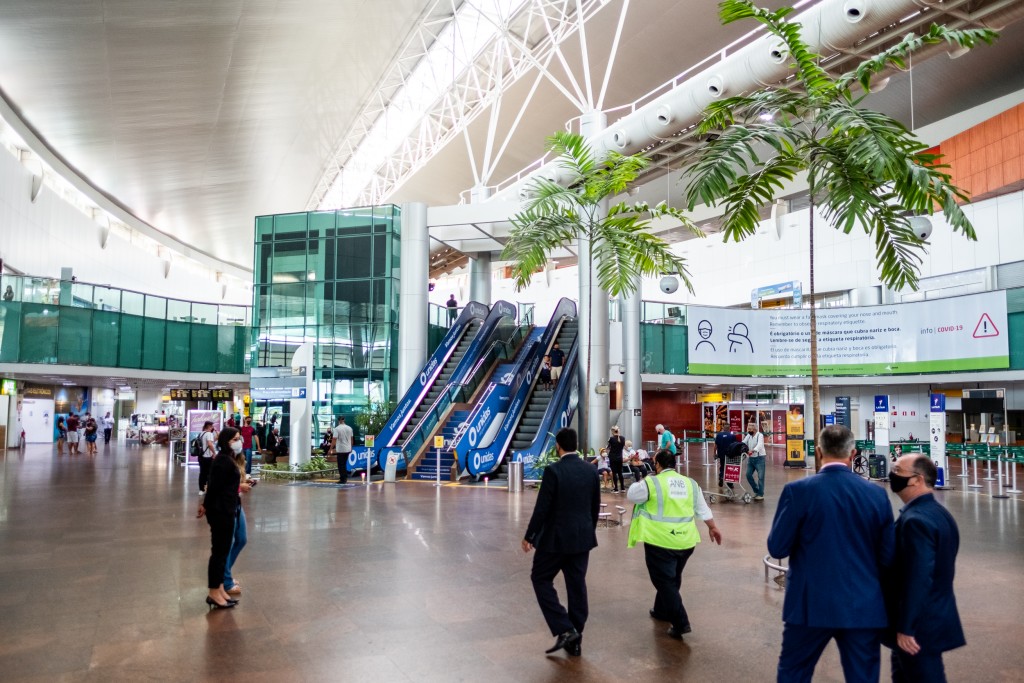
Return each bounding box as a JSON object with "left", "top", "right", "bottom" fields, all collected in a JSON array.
[
  {"left": 887, "top": 454, "right": 964, "bottom": 682},
  {"left": 767, "top": 424, "right": 895, "bottom": 682},
  {"left": 522, "top": 427, "right": 600, "bottom": 657}
]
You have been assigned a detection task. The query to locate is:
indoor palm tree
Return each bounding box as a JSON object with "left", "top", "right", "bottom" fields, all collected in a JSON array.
[
  {"left": 502, "top": 130, "right": 702, "bottom": 449},
  {"left": 683, "top": 0, "right": 996, "bottom": 466}
]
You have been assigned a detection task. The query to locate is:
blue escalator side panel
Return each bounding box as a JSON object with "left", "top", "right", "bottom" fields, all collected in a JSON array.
[
  {"left": 446, "top": 300, "right": 517, "bottom": 387},
  {"left": 365, "top": 302, "right": 488, "bottom": 472},
  {"left": 409, "top": 409, "right": 469, "bottom": 480},
  {"left": 512, "top": 338, "right": 579, "bottom": 480},
  {"left": 466, "top": 298, "right": 577, "bottom": 478}
]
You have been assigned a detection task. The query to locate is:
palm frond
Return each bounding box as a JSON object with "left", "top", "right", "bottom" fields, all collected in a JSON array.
[
  {"left": 717, "top": 154, "right": 802, "bottom": 241},
  {"left": 718, "top": 0, "right": 831, "bottom": 97},
  {"left": 837, "top": 24, "right": 998, "bottom": 93}
]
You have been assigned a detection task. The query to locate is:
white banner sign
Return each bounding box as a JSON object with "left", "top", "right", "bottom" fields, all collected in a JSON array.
[{"left": 687, "top": 291, "right": 1008, "bottom": 376}]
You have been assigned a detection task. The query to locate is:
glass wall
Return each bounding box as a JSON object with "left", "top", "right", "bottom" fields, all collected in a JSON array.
[
  {"left": 252, "top": 206, "right": 402, "bottom": 428},
  {"left": 0, "top": 275, "right": 249, "bottom": 373}
]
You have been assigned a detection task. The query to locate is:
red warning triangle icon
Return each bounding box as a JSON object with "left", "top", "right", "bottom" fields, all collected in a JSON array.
[{"left": 972, "top": 313, "right": 999, "bottom": 338}]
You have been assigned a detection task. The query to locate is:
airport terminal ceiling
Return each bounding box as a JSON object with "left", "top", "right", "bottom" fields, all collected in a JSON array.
[{"left": 0, "top": 0, "right": 1023, "bottom": 275}]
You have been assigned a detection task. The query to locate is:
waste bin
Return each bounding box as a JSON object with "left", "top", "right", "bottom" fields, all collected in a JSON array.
[
  {"left": 508, "top": 460, "right": 523, "bottom": 493},
  {"left": 868, "top": 454, "right": 888, "bottom": 480}
]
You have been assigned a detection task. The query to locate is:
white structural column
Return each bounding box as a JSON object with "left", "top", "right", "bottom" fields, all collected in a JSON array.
[
  {"left": 469, "top": 252, "right": 492, "bottom": 306},
  {"left": 398, "top": 202, "right": 429, "bottom": 396},
  {"left": 289, "top": 342, "right": 314, "bottom": 467},
  {"left": 468, "top": 185, "right": 493, "bottom": 305},
  {"left": 578, "top": 110, "right": 609, "bottom": 452},
  {"left": 620, "top": 283, "right": 643, "bottom": 445}
]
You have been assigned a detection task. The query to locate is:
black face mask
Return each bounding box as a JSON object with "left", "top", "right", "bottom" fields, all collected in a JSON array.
[{"left": 889, "top": 472, "right": 913, "bottom": 493}]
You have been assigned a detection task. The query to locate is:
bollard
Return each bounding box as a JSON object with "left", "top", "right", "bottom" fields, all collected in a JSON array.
[
  {"left": 958, "top": 451, "right": 969, "bottom": 478},
  {"left": 968, "top": 450, "right": 982, "bottom": 489},
  {"left": 1008, "top": 450, "right": 1022, "bottom": 494},
  {"left": 507, "top": 460, "right": 524, "bottom": 493},
  {"left": 993, "top": 451, "right": 1009, "bottom": 499}
]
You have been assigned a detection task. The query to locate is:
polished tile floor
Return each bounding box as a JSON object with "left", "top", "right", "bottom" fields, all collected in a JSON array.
[{"left": 1, "top": 442, "right": 1023, "bottom": 682}]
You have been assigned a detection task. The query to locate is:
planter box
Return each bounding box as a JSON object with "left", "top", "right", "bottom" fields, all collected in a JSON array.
[{"left": 260, "top": 467, "right": 338, "bottom": 481}]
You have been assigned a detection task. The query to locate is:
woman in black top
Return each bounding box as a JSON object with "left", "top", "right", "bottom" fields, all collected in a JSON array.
[
  {"left": 197, "top": 426, "right": 248, "bottom": 609},
  {"left": 607, "top": 425, "right": 626, "bottom": 493}
]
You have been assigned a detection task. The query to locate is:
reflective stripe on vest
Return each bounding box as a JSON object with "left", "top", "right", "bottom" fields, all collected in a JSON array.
[{"left": 634, "top": 474, "right": 695, "bottom": 524}]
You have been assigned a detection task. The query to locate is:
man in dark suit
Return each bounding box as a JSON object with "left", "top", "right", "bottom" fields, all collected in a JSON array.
[
  {"left": 767, "top": 424, "right": 895, "bottom": 683},
  {"left": 714, "top": 427, "right": 736, "bottom": 488},
  {"left": 887, "top": 454, "right": 964, "bottom": 682},
  {"left": 522, "top": 427, "right": 600, "bottom": 657}
]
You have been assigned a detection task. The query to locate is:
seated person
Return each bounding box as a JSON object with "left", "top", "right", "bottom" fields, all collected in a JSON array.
[
  {"left": 624, "top": 440, "right": 637, "bottom": 461},
  {"left": 594, "top": 449, "right": 611, "bottom": 488},
  {"left": 628, "top": 451, "right": 649, "bottom": 482}
]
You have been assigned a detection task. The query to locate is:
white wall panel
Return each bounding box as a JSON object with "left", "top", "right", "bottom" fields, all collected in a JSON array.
[{"left": 0, "top": 150, "right": 250, "bottom": 305}]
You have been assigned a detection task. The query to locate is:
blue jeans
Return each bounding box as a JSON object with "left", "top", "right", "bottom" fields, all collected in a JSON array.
[
  {"left": 244, "top": 448, "right": 253, "bottom": 474},
  {"left": 224, "top": 507, "right": 247, "bottom": 589},
  {"left": 746, "top": 455, "right": 765, "bottom": 497}
]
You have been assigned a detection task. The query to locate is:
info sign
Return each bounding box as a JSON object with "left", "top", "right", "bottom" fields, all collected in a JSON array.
[{"left": 688, "top": 292, "right": 1008, "bottom": 376}]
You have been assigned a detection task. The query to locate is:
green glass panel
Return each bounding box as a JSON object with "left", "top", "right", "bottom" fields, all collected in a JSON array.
[
  {"left": 216, "top": 326, "right": 241, "bottom": 373},
  {"left": 0, "top": 302, "right": 22, "bottom": 362},
  {"left": 94, "top": 286, "right": 121, "bottom": 313},
  {"left": 192, "top": 303, "right": 216, "bottom": 325},
  {"left": 119, "top": 315, "right": 143, "bottom": 368},
  {"left": 165, "top": 321, "right": 190, "bottom": 371},
  {"left": 122, "top": 291, "right": 144, "bottom": 316},
  {"left": 337, "top": 211, "right": 373, "bottom": 234},
  {"left": 1010, "top": 312, "right": 1024, "bottom": 369},
  {"left": 256, "top": 215, "right": 274, "bottom": 242},
  {"left": 144, "top": 295, "right": 166, "bottom": 319},
  {"left": 167, "top": 299, "right": 191, "bottom": 322},
  {"left": 338, "top": 235, "right": 373, "bottom": 279},
  {"left": 56, "top": 307, "right": 91, "bottom": 364},
  {"left": 190, "top": 324, "right": 218, "bottom": 372},
  {"left": 640, "top": 324, "right": 663, "bottom": 374},
  {"left": 274, "top": 212, "right": 307, "bottom": 240},
  {"left": 142, "top": 318, "right": 166, "bottom": 370},
  {"left": 20, "top": 304, "right": 58, "bottom": 363},
  {"left": 664, "top": 324, "right": 687, "bottom": 375},
  {"left": 309, "top": 211, "right": 334, "bottom": 238},
  {"left": 91, "top": 311, "right": 120, "bottom": 366}
]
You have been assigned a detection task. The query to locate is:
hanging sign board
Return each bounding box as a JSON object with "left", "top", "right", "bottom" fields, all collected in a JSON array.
[{"left": 688, "top": 292, "right": 1008, "bottom": 376}]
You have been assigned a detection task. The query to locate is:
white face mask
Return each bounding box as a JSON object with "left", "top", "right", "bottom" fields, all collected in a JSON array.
[{"left": 230, "top": 441, "right": 243, "bottom": 454}]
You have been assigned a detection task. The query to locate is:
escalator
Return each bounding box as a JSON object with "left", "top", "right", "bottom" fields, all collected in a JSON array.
[
  {"left": 374, "top": 300, "right": 521, "bottom": 472},
  {"left": 346, "top": 302, "right": 488, "bottom": 475},
  {"left": 461, "top": 298, "right": 578, "bottom": 480}
]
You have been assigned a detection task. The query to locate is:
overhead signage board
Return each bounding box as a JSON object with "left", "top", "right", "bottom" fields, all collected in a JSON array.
[
  {"left": 0, "top": 378, "right": 16, "bottom": 395},
  {"left": 170, "top": 388, "right": 230, "bottom": 401},
  {"left": 751, "top": 280, "right": 802, "bottom": 309},
  {"left": 688, "top": 291, "right": 1009, "bottom": 377}
]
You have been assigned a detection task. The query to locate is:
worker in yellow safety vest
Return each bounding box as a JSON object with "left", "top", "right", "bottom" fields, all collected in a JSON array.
[{"left": 627, "top": 449, "right": 722, "bottom": 640}]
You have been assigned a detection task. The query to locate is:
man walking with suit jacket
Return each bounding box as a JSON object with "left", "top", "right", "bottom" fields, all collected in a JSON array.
[
  {"left": 767, "top": 424, "right": 895, "bottom": 683},
  {"left": 522, "top": 427, "right": 600, "bottom": 657},
  {"left": 887, "top": 454, "right": 964, "bottom": 682}
]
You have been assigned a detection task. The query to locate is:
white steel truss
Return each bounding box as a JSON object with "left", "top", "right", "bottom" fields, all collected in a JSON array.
[{"left": 307, "top": 0, "right": 628, "bottom": 211}]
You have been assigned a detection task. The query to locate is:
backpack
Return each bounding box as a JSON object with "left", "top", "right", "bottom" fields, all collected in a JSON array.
[{"left": 191, "top": 435, "right": 204, "bottom": 458}]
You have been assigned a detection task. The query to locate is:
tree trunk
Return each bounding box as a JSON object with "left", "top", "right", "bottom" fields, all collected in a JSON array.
[{"left": 808, "top": 199, "right": 822, "bottom": 471}]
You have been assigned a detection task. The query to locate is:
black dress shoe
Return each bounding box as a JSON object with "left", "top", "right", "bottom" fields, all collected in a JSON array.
[
  {"left": 667, "top": 624, "right": 692, "bottom": 639},
  {"left": 649, "top": 609, "right": 669, "bottom": 621},
  {"left": 545, "top": 630, "right": 581, "bottom": 654},
  {"left": 566, "top": 636, "right": 582, "bottom": 657}
]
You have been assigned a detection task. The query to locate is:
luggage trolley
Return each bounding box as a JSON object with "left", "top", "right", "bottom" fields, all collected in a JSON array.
[{"left": 706, "top": 448, "right": 753, "bottom": 504}]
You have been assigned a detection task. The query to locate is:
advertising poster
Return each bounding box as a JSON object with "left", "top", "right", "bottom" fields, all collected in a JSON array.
[
  {"left": 688, "top": 291, "right": 1008, "bottom": 376},
  {"left": 758, "top": 410, "right": 772, "bottom": 436},
  {"left": 743, "top": 410, "right": 757, "bottom": 432},
  {"left": 729, "top": 410, "right": 743, "bottom": 433},
  {"left": 772, "top": 410, "right": 787, "bottom": 445},
  {"left": 874, "top": 395, "right": 890, "bottom": 455},
  {"left": 715, "top": 405, "right": 727, "bottom": 432},
  {"left": 835, "top": 396, "right": 852, "bottom": 428},
  {"left": 187, "top": 410, "right": 223, "bottom": 466},
  {"left": 703, "top": 405, "right": 715, "bottom": 436},
  {"left": 786, "top": 404, "right": 805, "bottom": 466}
]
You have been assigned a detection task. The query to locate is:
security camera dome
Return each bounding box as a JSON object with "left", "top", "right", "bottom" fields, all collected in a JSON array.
[
  {"left": 908, "top": 216, "right": 933, "bottom": 241},
  {"left": 660, "top": 275, "right": 679, "bottom": 294}
]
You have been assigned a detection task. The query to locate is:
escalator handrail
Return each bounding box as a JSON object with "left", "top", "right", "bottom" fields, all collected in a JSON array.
[
  {"left": 375, "top": 301, "right": 488, "bottom": 450},
  {"left": 513, "top": 334, "right": 580, "bottom": 462}
]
